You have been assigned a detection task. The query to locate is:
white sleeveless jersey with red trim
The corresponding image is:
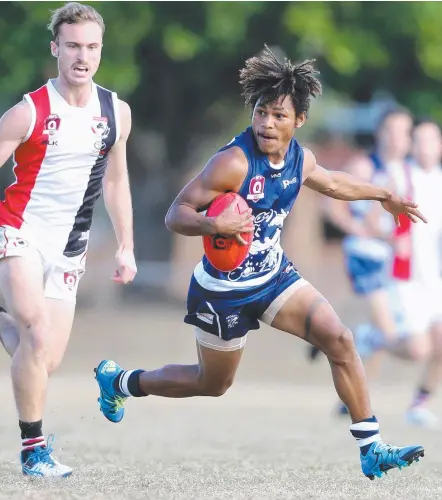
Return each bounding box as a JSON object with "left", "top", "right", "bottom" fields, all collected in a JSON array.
[{"left": 0, "top": 79, "right": 119, "bottom": 257}]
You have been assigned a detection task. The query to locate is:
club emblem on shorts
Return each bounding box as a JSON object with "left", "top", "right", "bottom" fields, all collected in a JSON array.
[
  {"left": 226, "top": 314, "right": 239, "bottom": 329},
  {"left": 64, "top": 271, "right": 78, "bottom": 291},
  {"left": 92, "top": 117, "right": 110, "bottom": 139},
  {"left": 12, "top": 238, "right": 28, "bottom": 248},
  {"left": 43, "top": 114, "right": 61, "bottom": 135},
  {"left": 247, "top": 175, "right": 265, "bottom": 202}
]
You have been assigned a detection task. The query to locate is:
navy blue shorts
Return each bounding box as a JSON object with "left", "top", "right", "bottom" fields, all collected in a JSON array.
[
  {"left": 185, "top": 260, "right": 303, "bottom": 340},
  {"left": 344, "top": 253, "right": 389, "bottom": 296}
]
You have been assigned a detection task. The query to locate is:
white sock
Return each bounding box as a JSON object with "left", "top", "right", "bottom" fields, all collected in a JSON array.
[
  {"left": 119, "top": 370, "right": 136, "bottom": 396},
  {"left": 349, "top": 419, "right": 381, "bottom": 451}
]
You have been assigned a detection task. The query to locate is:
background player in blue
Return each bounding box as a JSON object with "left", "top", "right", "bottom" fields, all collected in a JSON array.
[{"left": 95, "top": 45, "right": 427, "bottom": 479}]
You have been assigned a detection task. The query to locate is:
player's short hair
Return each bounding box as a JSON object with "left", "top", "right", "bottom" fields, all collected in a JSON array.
[
  {"left": 48, "top": 2, "right": 105, "bottom": 42},
  {"left": 239, "top": 44, "right": 322, "bottom": 117}
]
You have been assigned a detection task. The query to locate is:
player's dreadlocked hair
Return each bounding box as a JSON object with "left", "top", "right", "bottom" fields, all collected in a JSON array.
[{"left": 239, "top": 44, "right": 322, "bottom": 117}]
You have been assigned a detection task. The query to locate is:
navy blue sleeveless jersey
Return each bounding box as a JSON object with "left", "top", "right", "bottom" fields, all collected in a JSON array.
[
  {"left": 193, "top": 126, "right": 304, "bottom": 292},
  {"left": 185, "top": 126, "right": 306, "bottom": 340}
]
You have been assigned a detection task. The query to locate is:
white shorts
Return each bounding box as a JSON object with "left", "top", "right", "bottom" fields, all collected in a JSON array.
[
  {"left": 389, "top": 279, "right": 442, "bottom": 335},
  {"left": 194, "top": 280, "right": 307, "bottom": 351},
  {"left": 0, "top": 225, "right": 86, "bottom": 303}
]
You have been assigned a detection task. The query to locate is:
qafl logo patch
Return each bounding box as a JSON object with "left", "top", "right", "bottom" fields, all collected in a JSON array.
[
  {"left": 43, "top": 114, "right": 61, "bottom": 135},
  {"left": 246, "top": 175, "right": 265, "bottom": 202}
]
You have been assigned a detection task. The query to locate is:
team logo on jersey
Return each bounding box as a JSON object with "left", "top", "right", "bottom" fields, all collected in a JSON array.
[
  {"left": 91, "top": 139, "right": 108, "bottom": 159},
  {"left": 43, "top": 114, "right": 61, "bottom": 135},
  {"left": 92, "top": 116, "right": 110, "bottom": 139},
  {"left": 247, "top": 175, "right": 265, "bottom": 202},
  {"left": 94, "top": 140, "right": 107, "bottom": 151}
]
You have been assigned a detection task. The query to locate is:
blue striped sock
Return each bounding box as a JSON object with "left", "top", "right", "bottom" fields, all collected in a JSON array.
[{"left": 349, "top": 415, "right": 380, "bottom": 455}]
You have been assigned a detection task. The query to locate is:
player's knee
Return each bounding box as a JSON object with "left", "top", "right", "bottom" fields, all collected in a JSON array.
[
  {"left": 15, "top": 310, "right": 48, "bottom": 333},
  {"left": 324, "top": 327, "right": 357, "bottom": 364},
  {"left": 199, "top": 377, "right": 234, "bottom": 397},
  {"left": 16, "top": 312, "right": 50, "bottom": 356}
]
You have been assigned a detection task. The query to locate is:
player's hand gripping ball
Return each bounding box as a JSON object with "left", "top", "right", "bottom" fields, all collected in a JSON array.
[{"left": 203, "top": 192, "right": 254, "bottom": 272}]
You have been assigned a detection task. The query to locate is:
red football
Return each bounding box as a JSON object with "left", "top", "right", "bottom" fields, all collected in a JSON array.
[{"left": 203, "top": 192, "right": 253, "bottom": 272}]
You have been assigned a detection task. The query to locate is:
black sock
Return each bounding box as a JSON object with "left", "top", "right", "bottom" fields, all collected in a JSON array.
[
  {"left": 19, "top": 419, "right": 43, "bottom": 440},
  {"left": 113, "top": 369, "right": 146, "bottom": 397}
]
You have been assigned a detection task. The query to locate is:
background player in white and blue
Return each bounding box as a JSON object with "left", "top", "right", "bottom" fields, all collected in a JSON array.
[{"left": 95, "top": 45, "right": 427, "bottom": 479}]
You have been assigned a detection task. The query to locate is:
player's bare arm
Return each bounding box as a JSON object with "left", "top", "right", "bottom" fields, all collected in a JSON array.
[
  {"left": 165, "top": 146, "right": 253, "bottom": 241},
  {"left": 0, "top": 100, "right": 32, "bottom": 167},
  {"left": 302, "top": 148, "right": 427, "bottom": 226},
  {"left": 103, "top": 99, "right": 137, "bottom": 284}
]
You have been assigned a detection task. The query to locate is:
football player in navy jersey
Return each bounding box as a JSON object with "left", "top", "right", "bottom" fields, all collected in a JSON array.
[{"left": 95, "top": 45, "right": 426, "bottom": 479}]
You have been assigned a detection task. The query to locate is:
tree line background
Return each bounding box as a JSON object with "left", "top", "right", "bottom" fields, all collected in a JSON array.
[{"left": 0, "top": 1, "right": 440, "bottom": 267}]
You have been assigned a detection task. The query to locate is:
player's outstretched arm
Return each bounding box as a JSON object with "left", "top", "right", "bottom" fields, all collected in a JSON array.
[
  {"left": 302, "top": 148, "right": 427, "bottom": 226},
  {"left": 103, "top": 100, "right": 137, "bottom": 284},
  {"left": 165, "top": 147, "right": 253, "bottom": 237},
  {"left": 0, "top": 100, "right": 32, "bottom": 168}
]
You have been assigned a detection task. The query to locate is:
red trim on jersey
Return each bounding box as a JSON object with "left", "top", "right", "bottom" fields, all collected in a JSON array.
[
  {"left": 392, "top": 162, "right": 413, "bottom": 280},
  {"left": 0, "top": 86, "right": 50, "bottom": 228}
]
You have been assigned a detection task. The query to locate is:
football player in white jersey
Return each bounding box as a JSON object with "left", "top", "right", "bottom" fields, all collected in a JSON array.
[{"left": 0, "top": 2, "right": 136, "bottom": 477}]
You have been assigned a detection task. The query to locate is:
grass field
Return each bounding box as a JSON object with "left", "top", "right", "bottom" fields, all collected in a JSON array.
[{"left": 0, "top": 303, "right": 440, "bottom": 499}]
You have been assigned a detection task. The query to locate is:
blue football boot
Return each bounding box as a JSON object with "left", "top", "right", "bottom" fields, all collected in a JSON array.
[
  {"left": 94, "top": 360, "right": 127, "bottom": 423},
  {"left": 361, "top": 440, "right": 424, "bottom": 480}
]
